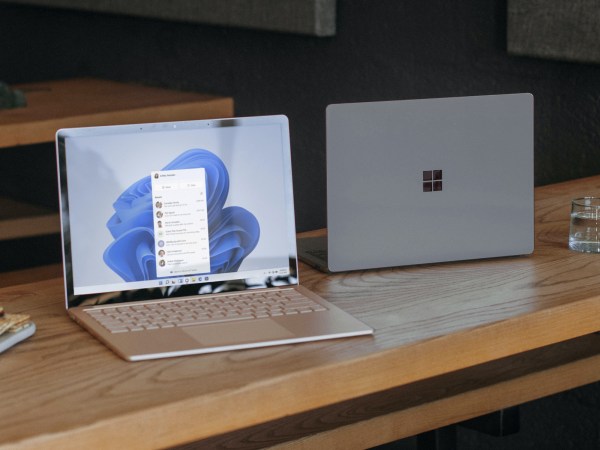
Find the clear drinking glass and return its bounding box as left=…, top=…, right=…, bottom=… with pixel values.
left=569, top=197, right=600, bottom=253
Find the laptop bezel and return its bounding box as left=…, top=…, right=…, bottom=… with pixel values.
left=56, top=115, right=300, bottom=309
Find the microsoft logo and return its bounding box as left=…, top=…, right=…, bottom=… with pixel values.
left=423, top=170, right=443, bottom=192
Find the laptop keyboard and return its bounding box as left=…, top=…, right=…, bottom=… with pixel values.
left=85, top=289, right=328, bottom=334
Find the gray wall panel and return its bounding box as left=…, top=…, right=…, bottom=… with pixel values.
left=508, top=0, right=600, bottom=63
left=0, top=0, right=336, bottom=36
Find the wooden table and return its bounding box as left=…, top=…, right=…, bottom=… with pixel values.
left=1, top=176, right=599, bottom=449
left=0, top=78, right=233, bottom=240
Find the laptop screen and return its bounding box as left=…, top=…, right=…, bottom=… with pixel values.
left=56, top=116, right=298, bottom=308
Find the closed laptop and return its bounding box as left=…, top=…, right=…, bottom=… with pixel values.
left=298, top=94, right=534, bottom=272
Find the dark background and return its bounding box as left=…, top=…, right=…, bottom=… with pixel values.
left=3, top=1, right=600, bottom=231
left=1, top=1, right=599, bottom=448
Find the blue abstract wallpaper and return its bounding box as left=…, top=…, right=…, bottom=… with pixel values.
left=103, top=149, right=260, bottom=281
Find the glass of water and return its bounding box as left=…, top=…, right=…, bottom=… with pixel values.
left=569, top=197, right=600, bottom=252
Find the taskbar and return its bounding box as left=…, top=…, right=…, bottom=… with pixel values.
left=74, top=267, right=291, bottom=296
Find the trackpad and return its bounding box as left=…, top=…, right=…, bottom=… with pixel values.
left=181, top=319, right=295, bottom=346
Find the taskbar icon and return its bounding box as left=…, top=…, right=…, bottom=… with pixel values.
left=158, top=275, right=211, bottom=287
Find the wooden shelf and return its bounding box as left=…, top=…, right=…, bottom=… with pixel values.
left=0, top=196, right=59, bottom=239
left=0, top=78, right=234, bottom=241
left=0, top=78, right=234, bottom=148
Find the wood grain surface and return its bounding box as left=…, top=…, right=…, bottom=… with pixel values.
left=1, top=176, right=599, bottom=449
left=188, top=333, right=600, bottom=449
left=0, top=78, right=234, bottom=148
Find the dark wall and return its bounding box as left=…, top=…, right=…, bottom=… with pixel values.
left=3, top=1, right=600, bottom=231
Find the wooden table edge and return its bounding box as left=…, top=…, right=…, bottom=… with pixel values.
left=267, top=334, right=600, bottom=449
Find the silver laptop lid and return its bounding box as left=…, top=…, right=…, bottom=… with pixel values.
left=326, top=94, right=534, bottom=272
left=57, top=115, right=298, bottom=308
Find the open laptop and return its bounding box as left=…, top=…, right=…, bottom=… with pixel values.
left=298, top=94, right=534, bottom=272
left=56, top=115, right=372, bottom=361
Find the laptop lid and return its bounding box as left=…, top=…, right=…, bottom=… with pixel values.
left=57, top=115, right=298, bottom=308
left=325, top=94, right=534, bottom=272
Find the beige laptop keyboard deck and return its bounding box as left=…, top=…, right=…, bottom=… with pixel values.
left=86, top=289, right=328, bottom=333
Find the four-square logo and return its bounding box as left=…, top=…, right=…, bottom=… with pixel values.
left=423, top=170, right=443, bottom=192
